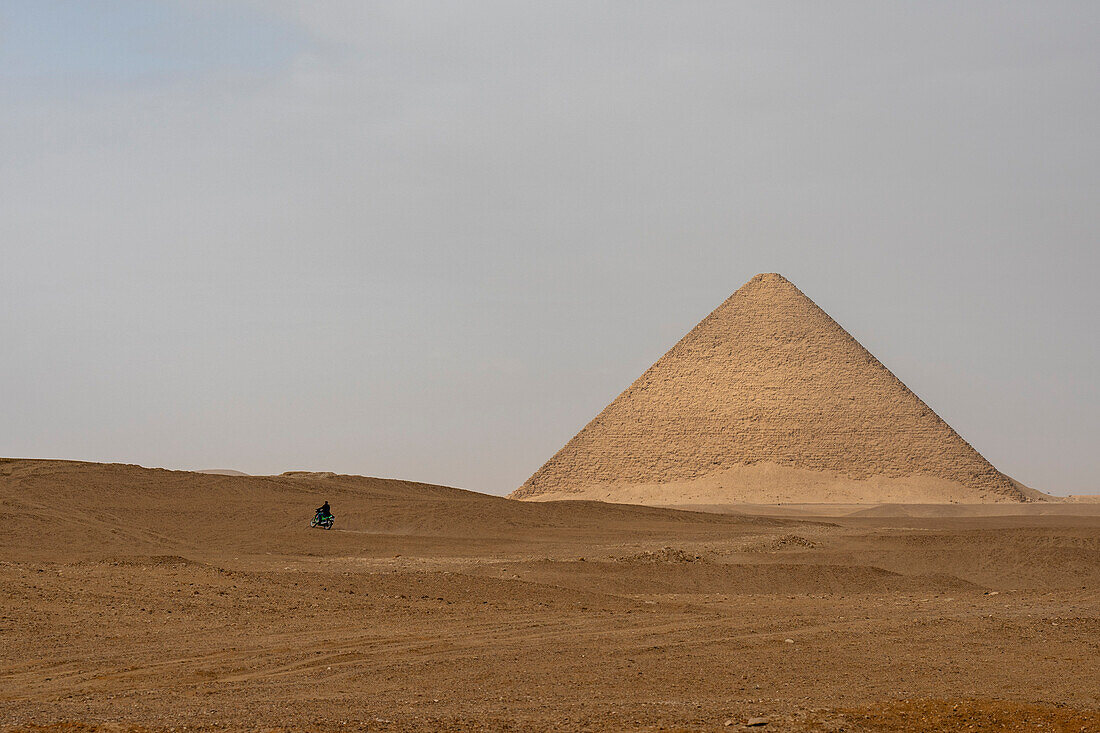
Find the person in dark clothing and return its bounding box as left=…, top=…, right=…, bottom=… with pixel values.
left=316, top=501, right=331, bottom=519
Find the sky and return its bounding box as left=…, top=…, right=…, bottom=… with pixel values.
left=1, top=1, right=1097, bottom=496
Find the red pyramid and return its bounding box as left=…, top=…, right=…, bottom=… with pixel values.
left=512, top=274, right=1031, bottom=505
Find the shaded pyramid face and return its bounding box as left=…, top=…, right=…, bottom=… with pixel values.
left=513, top=273, right=1029, bottom=504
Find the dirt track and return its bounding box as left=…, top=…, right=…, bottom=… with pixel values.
left=2, top=459, right=1098, bottom=731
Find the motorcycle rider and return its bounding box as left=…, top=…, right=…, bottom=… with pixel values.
left=316, top=500, right=331, bottom=519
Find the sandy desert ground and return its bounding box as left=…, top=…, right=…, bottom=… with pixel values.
left=2, top=458, right=1099, bottom=732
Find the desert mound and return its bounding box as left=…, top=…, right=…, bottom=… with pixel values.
left=0, top=458, right=776, bottom=563
left=513, top=273, right=1038, bottom=505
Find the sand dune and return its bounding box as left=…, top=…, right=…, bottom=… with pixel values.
left=1, top=458, right=784, bottom=563
left=2, top=458, right=1098, bottom=731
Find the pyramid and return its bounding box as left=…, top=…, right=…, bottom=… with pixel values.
left=512, top=273, right=1032, bottom=505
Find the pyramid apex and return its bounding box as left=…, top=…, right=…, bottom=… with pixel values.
left=734, top=272, right=802, bottom=298
left=748, top=272, right=792, bottom=284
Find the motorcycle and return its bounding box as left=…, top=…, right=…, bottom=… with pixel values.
left=310, top=512, right=335, bottom=530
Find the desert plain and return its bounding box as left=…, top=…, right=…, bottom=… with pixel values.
left=2, top=458, right=1099, bottom=732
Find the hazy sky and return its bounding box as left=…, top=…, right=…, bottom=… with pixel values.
left=2, top=2, right=1097, bottom=495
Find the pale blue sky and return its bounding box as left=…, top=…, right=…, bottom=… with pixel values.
left=0, top=1, right=303, bottom=82
left=2, top=2, right=1097, bottom=495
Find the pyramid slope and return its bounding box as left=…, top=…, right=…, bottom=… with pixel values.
left=512, top=273, right=1030, bottom=504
